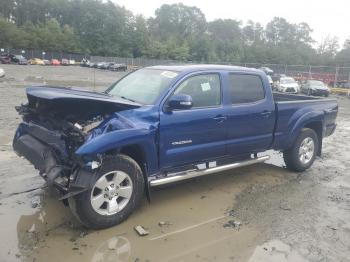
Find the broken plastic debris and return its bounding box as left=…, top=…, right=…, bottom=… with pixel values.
left=223, top=220, right=242, bottom=229
left=158, top=221, right=172, bottom=227
left=134, top=225, right=149, bottom=236
left=91, top=161, right=100, bottom=170
left=74, top=123, right=83, bottom=130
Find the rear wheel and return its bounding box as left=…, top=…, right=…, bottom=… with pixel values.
left=69, top=154, right=144, bottom=229
left=283, top=128, right=318, bottom=172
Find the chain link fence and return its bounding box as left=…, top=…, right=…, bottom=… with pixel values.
left=90, top=57, right=350, bottom=87
left=1, top=48, right=87, bottom=61
left=2, top=48, right=350, bottom=87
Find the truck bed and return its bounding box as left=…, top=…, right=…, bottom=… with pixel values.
left=273, top=92, right=323, bottom=102
left=272, top=92, right=338, bottom=151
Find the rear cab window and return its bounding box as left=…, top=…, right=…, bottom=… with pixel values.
left=228, top=74, right=265, bottom=104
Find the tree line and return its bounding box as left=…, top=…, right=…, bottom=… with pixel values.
left=1, top=0, right=350, bottom=65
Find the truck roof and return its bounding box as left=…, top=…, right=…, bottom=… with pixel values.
left=147, top=64, right=262, bottom=74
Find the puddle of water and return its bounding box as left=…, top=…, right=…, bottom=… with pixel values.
left=0, top=152, right=293, bottom=261
left=248, top=239, right=308, bottom=262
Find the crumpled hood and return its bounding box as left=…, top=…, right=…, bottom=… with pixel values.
left=24, top=86, right=141, bottom=122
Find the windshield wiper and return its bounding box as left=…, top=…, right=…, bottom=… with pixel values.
left=120, top=96, right=137, bottom=103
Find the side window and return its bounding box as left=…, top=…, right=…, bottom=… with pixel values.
left=173, top=74, right=221, bottom=108
left=229, top=74, right=265, bottom=104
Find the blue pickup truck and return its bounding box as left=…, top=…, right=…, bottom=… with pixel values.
left=13, top=65, right=338, bottom=229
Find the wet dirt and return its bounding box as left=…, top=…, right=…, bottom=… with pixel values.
left=0, top=64, right=349, bottom=261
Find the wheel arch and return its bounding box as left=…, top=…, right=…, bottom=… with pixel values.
left=286, top=109, right=324, bottom=155
left=106, top=144, right=152, bottom=201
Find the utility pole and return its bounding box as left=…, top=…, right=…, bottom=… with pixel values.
left=334, top=66, right=339, bottom=88
left=308, top=65, right=312, bottom=80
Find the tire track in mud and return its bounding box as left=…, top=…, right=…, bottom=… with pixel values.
left=231, top=115, right=350, bottom=262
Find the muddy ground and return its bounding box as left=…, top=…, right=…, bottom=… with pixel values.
left=0, top=64, right=349, bottom=262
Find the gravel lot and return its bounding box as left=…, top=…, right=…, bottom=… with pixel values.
left=0, top=64, right=349, bottom=262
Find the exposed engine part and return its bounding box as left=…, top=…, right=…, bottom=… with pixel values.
left=81, top=115, right=105, bottom=133
left=16, top=103, right=107, bottom=151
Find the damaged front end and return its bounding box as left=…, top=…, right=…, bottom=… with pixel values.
left=13, top=86, right=140, bottom=200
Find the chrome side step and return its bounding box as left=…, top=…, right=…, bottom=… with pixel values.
left=150, top=155, right=270, bottom=187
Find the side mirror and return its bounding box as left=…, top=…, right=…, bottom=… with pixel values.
left=167, top=94, right=193, bottom=111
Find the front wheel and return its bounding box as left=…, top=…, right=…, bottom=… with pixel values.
left=283, top=128, right=319, bottom=172
left=69, top=154, right=145, bottom=229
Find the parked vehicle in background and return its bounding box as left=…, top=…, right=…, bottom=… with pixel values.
left=109, top=63, right=127, bottom=72
left=29, top=58, right=45, bottom=65
left=259, top=68, right=274, bottom=88
left=0, top=67, right=5, bottom=78
left=61, top=59, right=69, bottom=65
left=81, top=58, right=90, bottom=67
left=301, top=80, right=330, bottom=97
left=100, top=62, right=110, bottom=70
left=51, top=59, right=61, bottom=66
left=335, top=81, right=350, bottom=88
left=267, top=75, right=273, bottom=86
left=43, top=59, right=51, bottom=65
left=0, top=55, right=11, bottom=64
left=107, top=63, right=117, bottom=70
left=271, top=73, right=286, bottom=90
left=69, top=59, right=76, bottom=65
left=97, top=62, right=108, bottom=69
left=13, top=65, right=338, bottom=229
left=259, top=66, right=274, bottom=75
left=10, top=54, right=28, bottom=65
left=277, top=77, right=299, bottom=93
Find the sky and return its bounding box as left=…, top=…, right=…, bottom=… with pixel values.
left=115, top=0, right=349, bottom=46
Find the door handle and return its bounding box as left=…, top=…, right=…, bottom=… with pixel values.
left=213, top=115, right=227, bottom=122
left=260, top=111, right=272, bottom=118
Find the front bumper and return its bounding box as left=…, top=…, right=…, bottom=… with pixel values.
left=13, top=122, right=96, bottom=199
left=13, top=122, right=69, bottom=188
left=311, top=89, right=329, bottom=96
left=13, top=134, right=57, bottom=176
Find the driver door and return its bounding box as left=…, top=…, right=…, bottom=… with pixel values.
left=159, top=73, right=227, bottom=169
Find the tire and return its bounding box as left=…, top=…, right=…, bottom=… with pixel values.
left=69, top=154, right=145, bottom=229
left=283, top=128, right=319, bottom=172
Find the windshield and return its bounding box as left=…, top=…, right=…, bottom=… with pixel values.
left=280, top=78, right=296, bottom=84
left=107, top=68, right=178, bottom=104
left=309, top=80, right=325, bottom=87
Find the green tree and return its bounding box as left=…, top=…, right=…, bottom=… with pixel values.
left=208, top=19, right=243, bottom=62
left=1, top=0, right=348, bottom=65
left=149, top=3, right=207, bottom=41
left=335, top=38, right=350, bottom=66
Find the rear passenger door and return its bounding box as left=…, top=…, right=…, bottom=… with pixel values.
left=225, top=73, right=275, bottom=155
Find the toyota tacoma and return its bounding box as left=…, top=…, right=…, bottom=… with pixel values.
left=13, top=65, right=338, bottom=229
